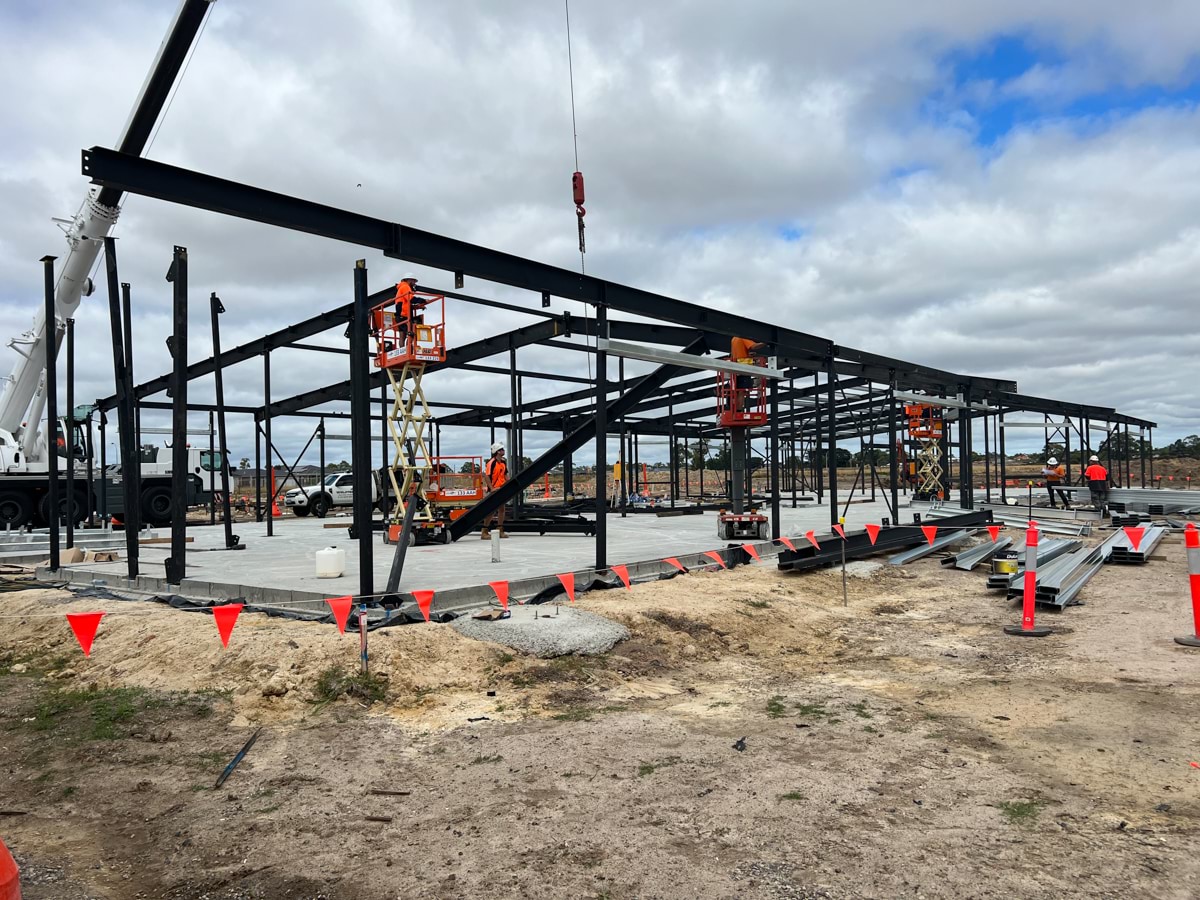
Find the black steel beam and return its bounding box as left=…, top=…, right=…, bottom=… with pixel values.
left=265, top=317, right=568, bottom=418
left=94, top=298, right=373, bottom=410
left=448, top=338, right=709, bottom=541
left=80, top=147, right=1016, bottom=394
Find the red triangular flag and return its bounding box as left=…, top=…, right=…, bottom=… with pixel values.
left=987, top=524, right=1001, bottom=543
left=833, top=524, right=846, bottom=540
left=663, top=557, right=686, bottom=572
left=488, top=580, right=510, bottom=609
left=413, top=589, right=435, bottom=622
left=741, top=543, right=761, bottom=561
left=776, top=536, right=796, bottom=552
left=703, top=550, right=727, bottom=569
left=1123, top=526, right=1145, bottom=552
left=921, top=525, right=938, bottom=546
left=611, top=565, right=630, bottom=590
left=864, top=524, right=881, bottom=545
left=805, top=530, right=820, bottom=550
left=66, top=612, right=104, bottom=657
left=212, top=603, right=243, bottom=648
left=556, top=573, right=576, bottom=603
left=325, top=596, right=352, bottom=634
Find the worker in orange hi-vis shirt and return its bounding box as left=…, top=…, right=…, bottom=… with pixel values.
left=481, top=442, right=509, bottom=540
left=1041, top=456, right=1068, bottom=508
left=1084, top=455, right=1111, bottom=512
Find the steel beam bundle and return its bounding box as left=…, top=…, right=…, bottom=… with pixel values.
left=888, top=529, right=977, bottom=566
left=1105, top=525, right=1167, bottom=563
left=942, top=536, right=1013, bottom=571
left=1019, top=545, right=1106, bottom=608
left=777, top=510, right=992, bottom=573
left=1106, top=488, right=1200, bottom=516
left=986, top=538, right=1083, bottom=590
left=922, top=504, right=1091, bottom=537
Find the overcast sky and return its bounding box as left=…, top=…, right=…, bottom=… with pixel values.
left=1, top=0, right=1197, bottom=468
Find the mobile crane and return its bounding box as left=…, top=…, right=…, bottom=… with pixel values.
left=0, top=1, right=217, bottom=530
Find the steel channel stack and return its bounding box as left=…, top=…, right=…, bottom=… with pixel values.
left=943, top=536, right=1013, bottom=571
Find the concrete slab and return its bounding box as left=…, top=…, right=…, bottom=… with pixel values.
left=38, top=498, right=909, bottom=612
left=451, top=604, right=630, bottom=657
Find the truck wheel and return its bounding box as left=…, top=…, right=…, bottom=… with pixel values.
left=311, top=495, right=330, bottom=518
left=141, top=487, right=173, bottom=525
left=0, top=491, right=32, bottom=529
left=293, top=506, right=310, bottom=517
left=40, top=491, right=88, bottom=527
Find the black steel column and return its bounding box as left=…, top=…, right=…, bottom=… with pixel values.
left=998, top=410, right=1007, bottom=502
left=254, top=421, right=262, bottom=522
left=1139, top=428, right=1146, bottom=488
left=120, top=279, right=142, bottom=481
left=350, top=261, right=374, bottom=600
left=209, top=293, right=236, bottom=548
left=379, top=381, right=387, bottom=489
left=668, top=402, right=676, bottom=507
left=594, top=299, right=608, bottom=570
left=814, top=371, right=824, bottom=505
left=264, top=349, right=274, bottom=536
left=86, top=412, right=95, bottom=528
left=103, top=240, right=138, bottom=576
left=958, top=387, right=973, bottom=509
left=165, top=246, right=188, bottom=585
left=887, top=383, right=899, bottom=519
left=508, top=344, right=519, bottom=521
left=825, top=356, right=838, bottom=528
left=208, top=410, right=216, bottom=525
left=617, top=358, right=627, bottom=516
left=98, top=412, right=107, bottom=526
left=769, top=377, right=780, bottom=539
left=319, top=417, right=326, bottom=495
left=562, top=419, right=574, bottom=497
left=65, top=318, right=76, bottom=547
left=1064, top=421, right=1072, bottom=485
left=1148, top=428, right=1154, bottom=484
left=983, top=406, right=991, bottom=504
left=41, top=256, right=61, bottom=571
left=1124, top=423, right=1132, bottom=487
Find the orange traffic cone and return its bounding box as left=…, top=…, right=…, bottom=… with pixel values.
left=0, top=835, right=19, bottom=900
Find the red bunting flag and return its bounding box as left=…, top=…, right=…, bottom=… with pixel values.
left=325, top=596, right=352, bottom=634
left=864, top=523, right=881, bottom=546
left=702, top=550, right=727, bottom=569
left=833, top=524, right=846, bottom=540
left=805, top=530, right=820, bottom=550
left=663, top=557, right=686, bottom=572
left=921, top=525, right=938, bottom=546
left=611, top=565, right=631, bottom=590
left=776, top=536, right=796, bottom=552
left=741, top=544, right=761, bottom=562
left=1123, top=526, right=1145, bottom=552
left=66, top=612, right=104, bottom=657
left=413, top=590, right=435, bottom=622
left=987, top=524, right=1001, bottom=543
left=488, top=580, right=510, bottom=609
left=212, top=604, right=243, bottom=648
left=556, top=573, right=576, bottom=603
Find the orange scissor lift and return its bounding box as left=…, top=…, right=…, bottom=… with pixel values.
left=370, top=285, right=452, bottom=545
left=715, top=364, right=770, bottom=540
left=905, top=403, right=945, bottom=500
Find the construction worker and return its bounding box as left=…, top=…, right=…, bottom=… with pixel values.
left=1084, top=454, right=1110, bottom=511
left=481, top=442, right=509, bottom=539
left=730, top=337, right=767, bottom=413
left=393, top=273, right=425, bottom=347
left=1042, top=456, right=1068, bottom=508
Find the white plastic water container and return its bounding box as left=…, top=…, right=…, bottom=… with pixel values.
left=315, top=546, right=346, bottom=578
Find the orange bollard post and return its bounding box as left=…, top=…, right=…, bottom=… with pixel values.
left=0, top=835, right=19, bottom=900
left=1004, top=524, right=1052, bottom=637
left=1175, top=523, right=1200, bottom=648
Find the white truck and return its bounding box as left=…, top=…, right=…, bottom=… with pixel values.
left=284, top=471, right=382, bottom=518
left=0, top=0, right=217, bottom=530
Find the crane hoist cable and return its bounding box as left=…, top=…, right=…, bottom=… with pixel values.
left=564, top=0, right=593, bottom=383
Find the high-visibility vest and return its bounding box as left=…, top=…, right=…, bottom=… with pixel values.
left=485, top=458, right=507, bottom=488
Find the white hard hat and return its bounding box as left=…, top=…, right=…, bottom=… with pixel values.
left=401, top=272, right=418, bottom=282
left=1047, top=457, right=1058, bottom=465
left=490, top=442, right=504, bottom=455
left=1090, top=455, right=1100, bottom=462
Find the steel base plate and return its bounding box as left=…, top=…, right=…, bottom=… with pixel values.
left=1003, top=624, right=1053, bottom=637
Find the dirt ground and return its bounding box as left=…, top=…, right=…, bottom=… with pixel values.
left=2, top=528, right=1199, bottom=899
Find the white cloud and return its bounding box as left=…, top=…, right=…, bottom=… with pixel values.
left=0, top=0, right=1197, bottom=469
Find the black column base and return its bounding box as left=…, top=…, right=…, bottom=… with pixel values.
left=1004, top=624, right=1052, bottom=637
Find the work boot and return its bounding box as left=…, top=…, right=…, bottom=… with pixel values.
left=480, top=528, right=491, bottom=540
left=499, top=530, right=510, bottom=539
